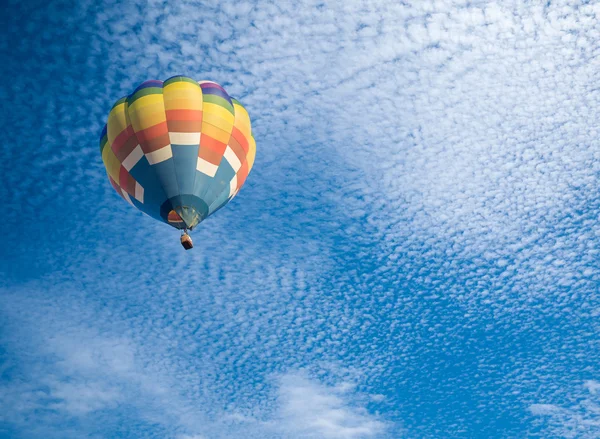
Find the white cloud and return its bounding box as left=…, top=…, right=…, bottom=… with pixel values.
left=3, top=0, right=600, bottom=438
left=45, top=380, right=122, bottom=415
left=277, top=373, right=387, bottom=438
left=0, top=287, right=389, bottom=438
left=584, top=381, right=600, bottom=395
left=529, top=381, right=600, bottom=438
left=529, top=403, right=563, bottom=416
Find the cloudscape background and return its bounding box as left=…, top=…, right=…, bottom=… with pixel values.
left=2, top=0, right=600, bottom=437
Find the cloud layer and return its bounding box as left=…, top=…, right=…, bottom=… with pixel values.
left=2, top=0, right=600, bottom=438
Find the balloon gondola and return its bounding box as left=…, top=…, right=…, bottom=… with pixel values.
left=99, top=76, right=256, bottom=249
left=180, top=231, right=193, bottom=250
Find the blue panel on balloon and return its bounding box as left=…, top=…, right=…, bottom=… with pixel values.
left=171, top=144, right=200, bottom=195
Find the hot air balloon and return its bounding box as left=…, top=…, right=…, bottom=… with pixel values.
left=100, top=76, right=256, bottom=250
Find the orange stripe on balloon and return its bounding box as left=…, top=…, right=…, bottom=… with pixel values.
left=139, top=133, right=171, bottom=153
left=166, top=109, right=203, bottom=121
left=111, top=126, right=133, bottom=156
left=236, top=161, right=249, bottom=188
left=113, top=129, right=138, bottom=162
left=228, top=137, right=246, bottom=163
left=231, top=127, right=249, bottom=154
left=135, top=121, right=169, bottom=143
left=200, top=134, right=227, bottom=155
left=198, top=146, right=224, bottom=166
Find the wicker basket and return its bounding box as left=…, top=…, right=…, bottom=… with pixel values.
left=180, top=233, right=193, bottom=250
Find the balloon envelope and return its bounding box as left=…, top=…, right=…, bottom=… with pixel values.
left=100, top=76, right=256, bottom=231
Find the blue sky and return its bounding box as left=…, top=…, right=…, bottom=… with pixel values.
left=2, top=0, right=600, bottom=438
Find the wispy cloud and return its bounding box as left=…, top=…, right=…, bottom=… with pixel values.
left=277, top=372, right=387, bottom=438
left=0, top=281, right=389, bottom=438
left=3, top=0, right=600, bottom=438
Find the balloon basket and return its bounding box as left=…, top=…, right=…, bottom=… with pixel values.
left=180, top=233, right=193, bottom=250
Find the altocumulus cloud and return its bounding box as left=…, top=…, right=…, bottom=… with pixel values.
left=1, top=0, right=600, bottom=438
left=0, top=287, right=387, bottom=438
left=528, top=380, right=600, bottom=438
